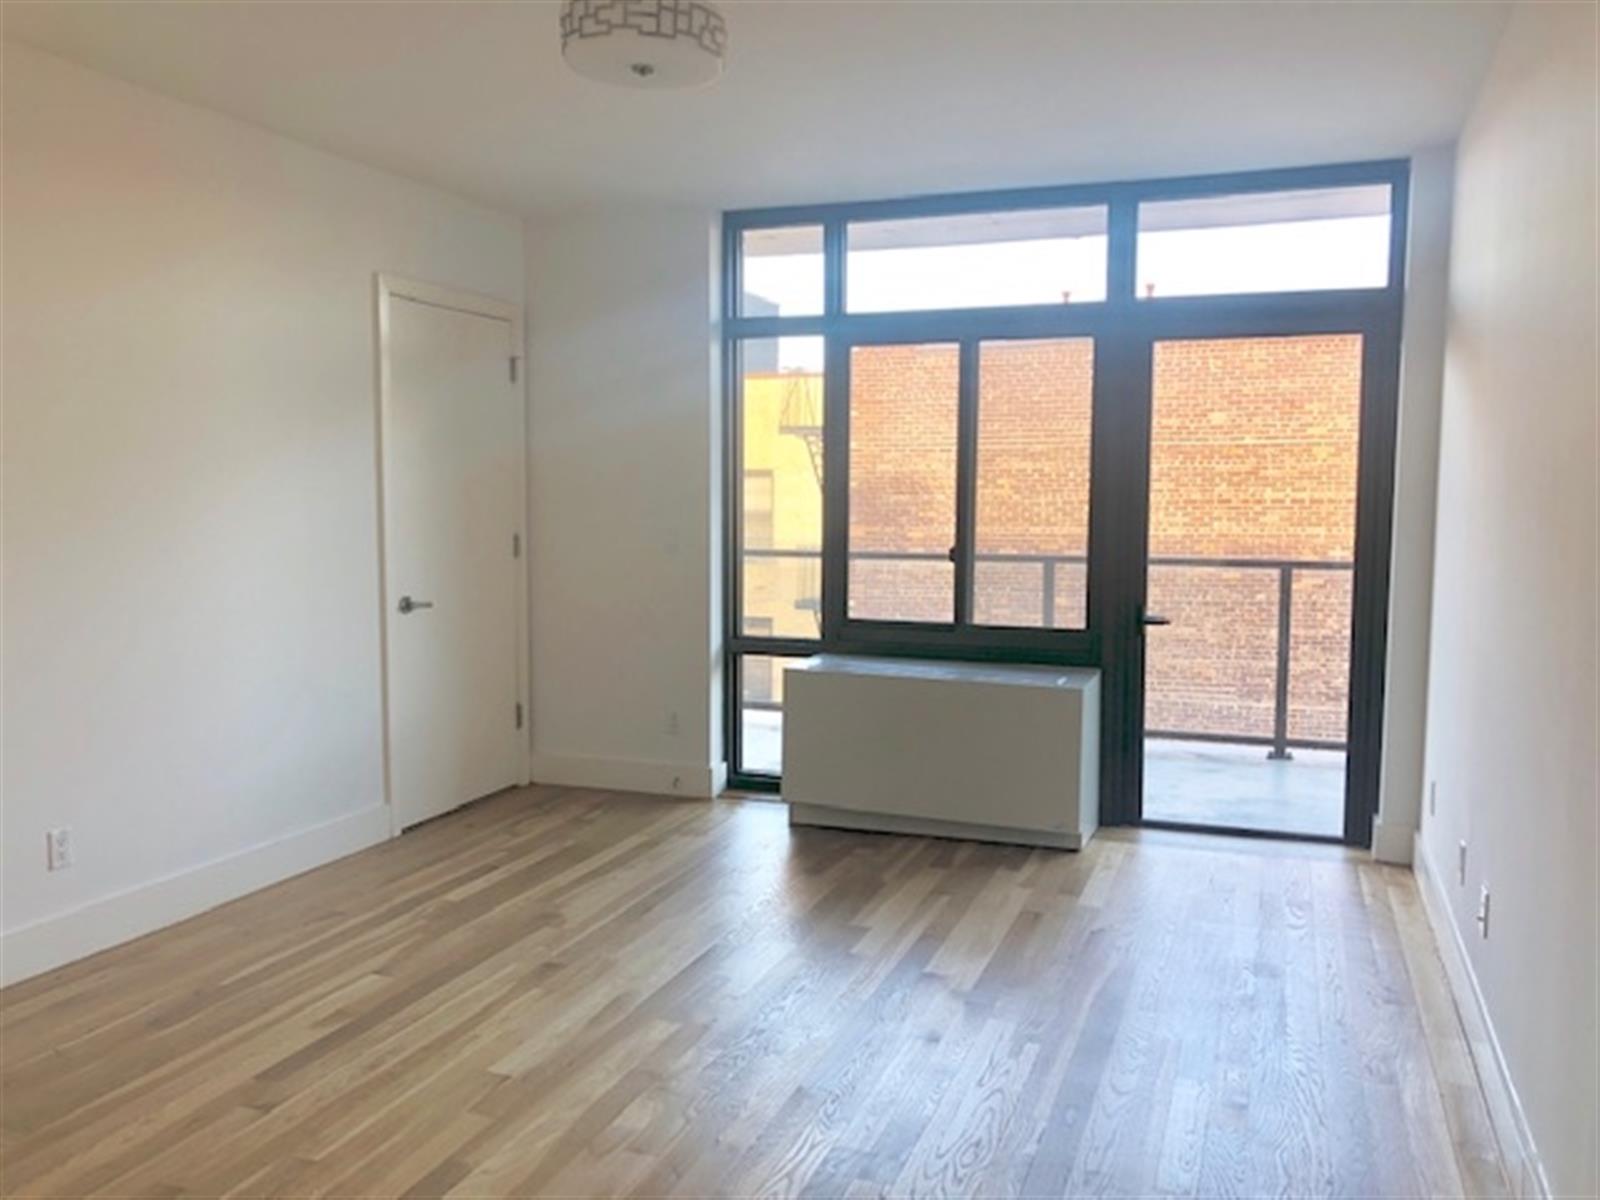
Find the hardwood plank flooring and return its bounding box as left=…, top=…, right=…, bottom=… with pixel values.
left=0, top=787, right=1506, bottom=1197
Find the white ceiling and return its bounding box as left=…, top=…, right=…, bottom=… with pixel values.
left=2, top=1, right=1508, bottom=218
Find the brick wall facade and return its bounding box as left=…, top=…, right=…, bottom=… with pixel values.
left=742, top=333, right=1362, bottom=745
left=1145, top=336, right=1360, bottom=743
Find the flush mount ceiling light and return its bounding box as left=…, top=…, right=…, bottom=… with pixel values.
left=560, top=0, right=728, bottom=91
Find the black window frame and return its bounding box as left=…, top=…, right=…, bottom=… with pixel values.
left=722, top=158, right=1409, bottom=852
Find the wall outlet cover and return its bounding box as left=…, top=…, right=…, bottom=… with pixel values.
left=46, top=827, right=73, bottom=872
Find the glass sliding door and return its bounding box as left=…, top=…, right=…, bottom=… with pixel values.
left=1141, top=335, right=1363, bottom=838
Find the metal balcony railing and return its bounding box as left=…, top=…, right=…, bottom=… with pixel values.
left=741, top=548, right=1354, bottom=758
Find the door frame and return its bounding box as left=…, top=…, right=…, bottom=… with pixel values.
left=374, top=274, right=530, bottom=836
left=1097, top=306, right=1405, bottom=845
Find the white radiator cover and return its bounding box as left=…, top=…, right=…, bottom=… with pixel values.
left=783, top=655, right=1101, bottom=850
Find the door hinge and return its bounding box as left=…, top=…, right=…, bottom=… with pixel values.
left=512, top=532, right=522, bottom=559
left=515, top=701, right=524, bottom=730
left=510, top=356, right=519, bottom=384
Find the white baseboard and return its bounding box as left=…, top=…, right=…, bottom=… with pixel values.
left=789, top=801, right=1084, bottom=850
left=1414, top=834, right=1551, bottom=1199
left=529, top=751, right=722, bottom=799
left=1371, top=818, right=1416, bottom=864
left=0, top=804, right=390, bottom=988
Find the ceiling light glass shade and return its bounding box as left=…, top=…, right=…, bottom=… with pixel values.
left=560, top=0, right=727, bottom=91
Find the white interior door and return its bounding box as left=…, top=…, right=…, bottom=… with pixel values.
left=384, top=289, right=524, bottom=830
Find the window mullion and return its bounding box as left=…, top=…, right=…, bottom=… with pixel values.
left=820, top=335, right=850, bottom=642
left=1107, top=195, right=1138, bottom=306
left=819, top=218, right=848, bottom=642
left=728, top=338, right=747, bottom=636
left=953, top=339, right=979, bottom=626
left=823, top=218, right=846, bottom=317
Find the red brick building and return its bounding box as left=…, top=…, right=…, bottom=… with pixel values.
left=746, top=333, right=1361, bottom=745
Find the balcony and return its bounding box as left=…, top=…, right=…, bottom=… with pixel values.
left=740, top=550, right=1352, bottom=837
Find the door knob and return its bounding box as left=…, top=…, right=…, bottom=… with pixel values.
left=1138, top=604, right=1171, bottom=627
left=397, top=595, right=434, bottom=615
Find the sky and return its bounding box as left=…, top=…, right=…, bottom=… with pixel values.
left=743, top=215, right=1390, bottom=373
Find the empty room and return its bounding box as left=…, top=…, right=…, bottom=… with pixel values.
left=1, top=2, right=1596, bottom=1197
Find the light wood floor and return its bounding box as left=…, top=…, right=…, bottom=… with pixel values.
left=1, top=787, right=1507, bottom=1198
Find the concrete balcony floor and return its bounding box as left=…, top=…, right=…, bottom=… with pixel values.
left=1142, top=737, right=1345, bottom=838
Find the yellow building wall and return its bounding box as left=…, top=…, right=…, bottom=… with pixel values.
left=741, top=373, right=824, bottom=650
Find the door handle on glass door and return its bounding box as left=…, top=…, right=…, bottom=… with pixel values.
left=397, top=596, right=434, bottom=615
left=1142, top=613, right=1172, bottom=627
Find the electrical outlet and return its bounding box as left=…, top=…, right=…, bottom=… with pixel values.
left=666, top=710, right=680, bottom=737
left=1476, top=884, right=1491, bottom=939
left=671, top=774, right=682, bottom=791
left=46, top=827, right=73, bottom=872
left=1428, top=781, right=1437, bottom=817
left=1457, top=840, right=1468, bottom=887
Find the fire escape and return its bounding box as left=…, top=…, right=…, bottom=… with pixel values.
left=778, top=370, right=824, bottom=488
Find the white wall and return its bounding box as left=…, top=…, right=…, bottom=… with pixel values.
left=1373, top=145, right=1455, bottom=864
left=1, top=43, right=524, bottom=984
left=1418, top=4, right=1598, bottom=1195
left=523, top=207, right=723, bottom=798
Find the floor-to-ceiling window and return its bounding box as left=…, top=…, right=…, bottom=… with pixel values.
left=724, top=162, right=1407, bottom=845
